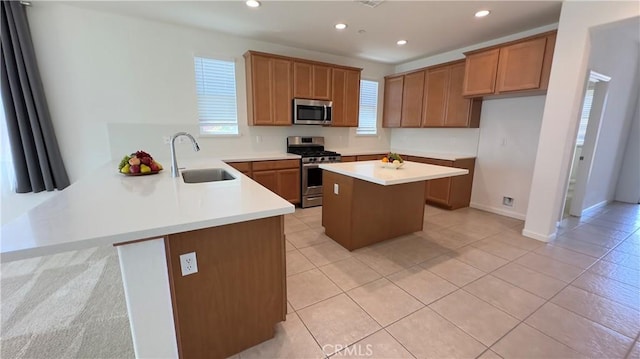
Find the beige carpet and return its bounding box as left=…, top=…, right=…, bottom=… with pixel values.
left=1, top=245, right=134, bottom=358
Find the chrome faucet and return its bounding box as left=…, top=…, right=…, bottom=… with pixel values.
left=170, top=132, right=200, bottom=177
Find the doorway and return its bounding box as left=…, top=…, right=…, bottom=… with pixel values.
left=562, top=71, right=611, bottom=219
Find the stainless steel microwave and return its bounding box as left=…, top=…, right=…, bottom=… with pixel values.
left=293, top=99, right=332, bottom=125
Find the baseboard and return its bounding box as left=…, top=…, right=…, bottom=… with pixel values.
left=522, top=229, right=556, bottom=242
left=581, top=200, right=611, bottom=216
left=469, top=202, right=526, bottom=220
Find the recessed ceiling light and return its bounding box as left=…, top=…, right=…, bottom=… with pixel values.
left=246, top=0, right=261, bottom=8
left=475, top=10, right=490, bottom=18
left=397, top=40, right=407, bottom=46
left=335, top=23, right=348, bottom=30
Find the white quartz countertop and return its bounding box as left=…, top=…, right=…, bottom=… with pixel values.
left=319, top=160, right=468, bottom=186
left=1, top=159, right=294, bottom=261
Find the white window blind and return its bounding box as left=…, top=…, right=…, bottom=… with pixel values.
left=577, top=83, right=595, bottom=145
left=357, top=80, right=378, bottom=135
left=194, top=57, right=239, bottom=135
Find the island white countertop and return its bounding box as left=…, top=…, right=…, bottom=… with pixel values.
left=319, top=160, right=468, bottom=186
left=1, top=159, right=294, bottom=261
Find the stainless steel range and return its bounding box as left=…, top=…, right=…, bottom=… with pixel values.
left=287, top=136, right=341, bottom=208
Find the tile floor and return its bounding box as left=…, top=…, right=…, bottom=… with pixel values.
left=237, top=202, right=640, bottom=359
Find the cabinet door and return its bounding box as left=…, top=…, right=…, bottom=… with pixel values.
left=496, top=37, right=547, bottom=93
left=341, top=156, right=357, bottom=162
left=382, top=76, right=403, bottom=128
left=401, top=71, right=425, bottom=128
left=344, top=70, right=361, bottom=127
left=252, top=170, right=278, bottom=194
left=422, top=67, right=449, bottom=127
left=331, top=68, right=347, bottom=126
left=444, top=62, right=472, bottom=127
left=462, top=49, right=499, bottom=96
left=250, top=55, right=275, bottom=125
left=277, top=168, right=301, bottom=204
left=424, top=159, right=453, bottom=206
left=293, top=62, right=313, bottom=99
left=272, top=58, right=293, bottom=125
left=313, top=65, right=332, bottom=100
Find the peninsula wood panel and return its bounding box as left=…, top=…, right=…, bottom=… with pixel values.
left=322, top=171, right=425, bottom=251
left=165, top=216, right=285, bottom=359
left=382, top=75, right=404, bottom=128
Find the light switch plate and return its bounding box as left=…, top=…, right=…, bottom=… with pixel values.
left=180, top=252, right=198, bottom=276
left=334, top=183, right=339, bottom=195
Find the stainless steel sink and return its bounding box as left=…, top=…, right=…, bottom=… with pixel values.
left=181, top=168, right=236, bottom=183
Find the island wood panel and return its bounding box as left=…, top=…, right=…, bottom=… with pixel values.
left=322, top=171, right=425, bottom=251
left=165, top=216, right=285, bottom=359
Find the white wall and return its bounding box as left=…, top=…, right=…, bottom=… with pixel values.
left=615, top=97, right=640, bottom=203
left=391, top=24, right=556, bottom=218
left=470, top=96, right=545, bottom=220
left=582, top=23, right=640, bottom=209
left=26, top=3, right=394, bottom=182
left=523, top=2, right=640, bottom=241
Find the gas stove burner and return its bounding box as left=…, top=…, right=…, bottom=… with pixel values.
left=289, top=150, right=340, bottom=158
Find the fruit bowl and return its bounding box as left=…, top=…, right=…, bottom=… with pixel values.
left=118, top=150, right=164, bottom=175
left=381, top=161, right=404, bottom=169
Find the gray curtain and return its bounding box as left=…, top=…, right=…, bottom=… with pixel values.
left=0, top=1, right=69, bottom=193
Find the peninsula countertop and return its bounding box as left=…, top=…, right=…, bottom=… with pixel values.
left=319, top=160, right=468, bottom=186
left=1, top=159, right=294, bottom=261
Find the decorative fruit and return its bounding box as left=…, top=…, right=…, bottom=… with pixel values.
left=393, top=160, right=400, bottom=165
left=387, top=153, right=404, bottom=163
left=129, top=157, right=141, bottom=166
left=154, top=161, right=163, bottom=170
left=140, top=164, right=151, bottom=174
left=135, top=150, right=152, bottom=159
left=118, top=155, right=131, bottom=170
left=118, top=150, right=162, bottom=174
left=140, top=157, right=152, bottom=166
left=129, top=165, right=140, bottom=174
left=120, top=164, right=130, bottom=174
left=382, top=157, right=389, bottom=163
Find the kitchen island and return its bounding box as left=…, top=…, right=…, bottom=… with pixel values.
left=319, top=160, right=467, bottom=250
left=1, top=159, right=294, bottom=359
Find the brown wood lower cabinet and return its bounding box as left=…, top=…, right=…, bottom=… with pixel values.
left=340, top=156, right=357, bottom=162
left=356, top=154, right=386, bottom=161
left=407, top=156, right=476, bottom=209
left=165, top=216, right=285, bottom=358
left=226, top=160, right=301, bottom=204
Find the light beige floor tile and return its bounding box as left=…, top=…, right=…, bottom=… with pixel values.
left=423, top=212, right=468, bottom=229
left=588, top=260, right=640, bottom=288
left=488, top=231, right=544, bottom=251
left=319, top=257, right=381, bottom=291
left=430, top=290, right=519, bottom=346
left=551, top=285, right=640, bottom=339
left=572, top=271, right=640, bottom=309
left=464, top=275, right=545, bottom=320
left=385, top=235, right=448, bottom=266
left=286, top=250, right=315, bottom=276
left=526, top=302, right=634, bottom=358
left=386, top=307, right=486, bottom=358
left=335, top=330, right=414, bottom=358
left=492, top=263, right=566, bottom=299
left=603, top=250, right=640, bottom=271
left=534, top=244, right=598, bottom=269
left=491, top=323, right=583, bottom=359
left=387, top=266, right=457, bottom=305
left=298, top=214, right=323, bottom=229
left=294, top=206, right=322, bottom=218
left=450, top=246, right=509, bottom=272
left=353, top=247, right=408, bottom=276
left=586, top=218, right=639, bottom=233
left=563, top=226, right=627, bottom=248
left=551, top=235, right=611, bottom=257
left=628, top=341, right=640, bottom=359
left=286, top=229, right=331, bottom=249
left=470, top=238, right=529, bottom=261
left=421, top=254, right=485, bottom=287
left=285, top=240, right=296, bottom=252
left=476, top=349, right=502, bottom=359
left=420, top=228, right=480, bottom=250
left=299, top=241, right=352, bottom=267
left=239, top=313, right=324, bottom=359
left=514, top=252, right=584, bottom=283
left=448, top=221, right=504, bottom=240
left=284, top=216, right=310, bottom=234
left=287, top=269, right=341, bottom=310
left=614, top=238, right=640, bottom=256
left=287, top=301, right=294, bottom=314
left=297, top=294, right=380, bottom=356
left=347, top=278, right=423, bottom=327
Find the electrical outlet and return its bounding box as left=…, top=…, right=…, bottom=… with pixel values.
left=179, top=252, right=198, bottom=276
left=334, top=183, right=339, bottom=195
left=502, top=196, right=514, bottom=207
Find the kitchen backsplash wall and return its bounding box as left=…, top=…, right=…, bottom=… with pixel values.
left=390, top=128, right=480, bottom=155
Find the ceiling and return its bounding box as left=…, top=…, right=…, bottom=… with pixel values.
left=66, top=1, right=562, bottom=64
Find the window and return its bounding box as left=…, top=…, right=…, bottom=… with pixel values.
left=576, top=81, right=595, bottom=145
left=194, top=57, right=239, bottom=135
left=357, top=80, right=378, bottom=135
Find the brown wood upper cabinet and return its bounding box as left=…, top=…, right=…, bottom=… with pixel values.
left=331, top=68, right=361, bottom=127
left=383, top=61, right=481, bottom=128
left=244, top=51, right=293, bottom=126
left=462, top=31, right=557, bottom=97
left=293, top=61, right=332, bottom=100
